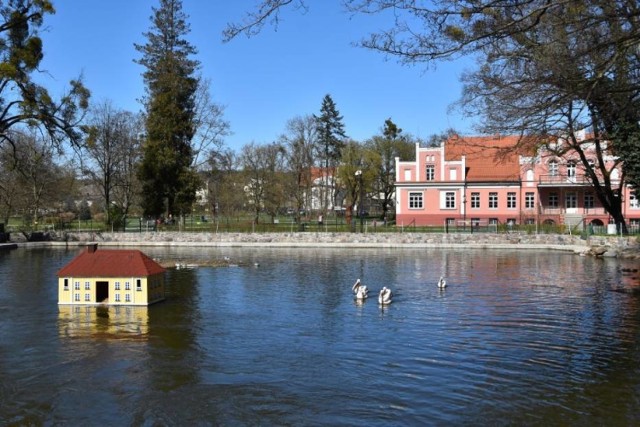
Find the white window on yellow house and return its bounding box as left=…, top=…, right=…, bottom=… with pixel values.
left=125, top=294, right=131, bottom=302
left=74, top=293, right=80, bottom=302
left=74, top=281, right=80, bottom=290
left=84, top=281, right=90, bottom=290
left=115, top=294, right=121, bottom=302
left=136, top=279, right=142, bottom=291
left=115, top=281, right=120, bottom=290
left=84, top=293, right=90, bottom=301
left=125, top=282, right=131, bottom=290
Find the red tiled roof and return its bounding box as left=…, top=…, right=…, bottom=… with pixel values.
left=57, top=246, right=166, bottom=278
left=445, top=135, right=521, bottom=182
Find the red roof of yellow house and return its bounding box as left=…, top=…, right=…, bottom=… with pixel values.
left=57, top=245, right=166, bottom=278
left=445, top=135, right=522, bottom=182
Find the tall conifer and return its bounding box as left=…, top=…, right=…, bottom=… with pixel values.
left=314, top=94, right=346, bottom=211
left=135, top=0, right=200, bottom=218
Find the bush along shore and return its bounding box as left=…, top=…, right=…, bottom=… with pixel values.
left=3, top=230, right=639, bottom=259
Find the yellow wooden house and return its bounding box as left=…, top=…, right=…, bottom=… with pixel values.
left=57, top=244, right=166, bottom=306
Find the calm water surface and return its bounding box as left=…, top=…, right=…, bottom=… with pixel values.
left=1, top=246, right=640, bottom=426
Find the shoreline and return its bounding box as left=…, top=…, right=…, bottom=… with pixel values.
left=4, top=230, right=638, bottom=257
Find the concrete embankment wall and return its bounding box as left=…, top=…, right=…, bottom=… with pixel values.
left=17, top=231, right=635, bottom=257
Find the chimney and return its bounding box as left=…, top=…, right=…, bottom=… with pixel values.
left=87, top=243, right=98, bottom=253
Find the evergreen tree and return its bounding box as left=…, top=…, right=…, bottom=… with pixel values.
left=135, top=0, right=200, bottom=219
left=314, top=94, right=346, bottom=211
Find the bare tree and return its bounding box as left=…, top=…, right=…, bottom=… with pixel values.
left=337, top=139, right=374, bottom=227
left=206, top=147, right=240, bottom=221
left=82, top=101, right=143, bottom=226
left=191, top=76, right=231, bottom=170
left=240, top=142, right=286, bottom=223
left=5, top=132, right=61, bottom=229
left=280, top=115, right=316, bottom=223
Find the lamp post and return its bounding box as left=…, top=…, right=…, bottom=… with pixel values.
left=463, top=194, right=467, bottom=231
left=355, top=169, right=364, bottom=233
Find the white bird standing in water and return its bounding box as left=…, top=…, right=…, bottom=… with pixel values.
left=352, top=279, right=369, bottom=300
left=378, top=287, right=393, bottom=305
left=437, top=276, right=447, bottom=289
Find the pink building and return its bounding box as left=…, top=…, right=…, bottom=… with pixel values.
left=394, top=135, right=640, bottom=229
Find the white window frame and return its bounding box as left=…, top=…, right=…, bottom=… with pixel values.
left=507, top=192, right=516, bottom=209
left=425, top=165, right=435, bottom=181
left=525, top=192, right=535, bottom=209
left=408, top=192, right=423, bottom=209
left=84, top=281, right=90, bottom=290
left=489, top=192, right=498, bottom=209
left=630, top=192, right=639, bottom=209
left=471, top=192, right=480, bottom=209
left=444, top=192, right=456, bottom=209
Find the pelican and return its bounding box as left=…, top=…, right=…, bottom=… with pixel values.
left=378, top=287, right=393, bottom=305
left=352, top=279, right=369, bottom=300
left=437, top=276, right=447, bottom=289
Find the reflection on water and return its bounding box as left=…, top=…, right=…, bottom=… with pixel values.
left=1, top=246, right=640, bottom=425
left=58, top=305, right=149, bottom=339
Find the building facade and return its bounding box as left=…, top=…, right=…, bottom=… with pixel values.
left=57, top=244, right=166, bottom=306
left=394, top=135, right=640, bottom=229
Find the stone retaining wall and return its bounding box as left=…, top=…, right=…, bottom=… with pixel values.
left=30, top=231, right=637, bottom=257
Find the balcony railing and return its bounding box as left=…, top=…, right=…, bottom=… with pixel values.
left=538, top=206, right=608, bottom=216
left=538, top=174, right=590, bottom=185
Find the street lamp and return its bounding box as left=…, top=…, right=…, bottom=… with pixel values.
left=355, top=170, right=364, bottom=232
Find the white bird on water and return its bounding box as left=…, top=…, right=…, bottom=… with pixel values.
left=378, top=287, right=393, bottom=305
left=437, top=276, right=447, bottom=289
left=352, top=279, right=369, bottom=300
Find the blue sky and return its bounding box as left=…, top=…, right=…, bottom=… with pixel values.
left=37, top=1, right=473, bottom=152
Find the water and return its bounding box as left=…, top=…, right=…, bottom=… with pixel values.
left=1, top=246, right=640, bottom=425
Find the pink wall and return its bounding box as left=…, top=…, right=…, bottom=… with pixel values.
left=395, top=142, right=640, bottom=227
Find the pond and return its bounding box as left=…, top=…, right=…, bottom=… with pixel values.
left=1, top=246, right=639, bottom=425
